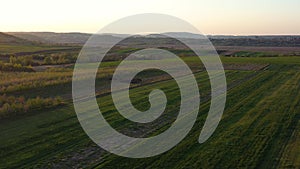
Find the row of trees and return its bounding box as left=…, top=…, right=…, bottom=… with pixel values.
left=0, top=95, right=64, bottom=120
left=43, top=53, right=77, bottom=65
left=9, top=56, right=35, bottom=66
left=7, top=52, right=77, bottom=68
left=0, top=61, right=34, bottom=72
left=0, top=71, right=72, bottom=93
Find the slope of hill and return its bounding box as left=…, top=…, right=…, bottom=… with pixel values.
left=0, top=32, right=34, bottom=45
left=7, top=32, right=300, bottom=47
left=8, top=32, right=92, bottom=45
left=0, top=32, right=81, bottom=55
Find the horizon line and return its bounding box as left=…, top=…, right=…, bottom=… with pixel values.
left=3, top=31, right=300, bottom=36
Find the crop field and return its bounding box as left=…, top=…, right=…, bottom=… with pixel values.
left=0, top=55, right=299, bottom=168
left=0, top=44, right=80, bottom=55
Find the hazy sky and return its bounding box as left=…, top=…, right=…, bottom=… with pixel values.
left=1, top=0, right=299, bottom=35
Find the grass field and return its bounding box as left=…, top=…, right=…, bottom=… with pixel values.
left=0, top=44, right=79, bottom=55
left=0, top=56, right=299, bottom=168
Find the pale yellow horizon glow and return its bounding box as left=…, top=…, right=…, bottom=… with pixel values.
left=1, top=0, right=299, bottom=35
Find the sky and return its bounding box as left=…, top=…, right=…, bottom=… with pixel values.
left=1, top=0, right=299, bottom=35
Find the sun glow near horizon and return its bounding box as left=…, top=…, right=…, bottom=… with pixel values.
left=1, top=0, right=300, bottom=35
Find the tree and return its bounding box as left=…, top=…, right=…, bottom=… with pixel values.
left=44, top=56, right=53, bottom=64
left=9, top=56, right=17, bottom=64
left=22, top=56, right=33, bottom=66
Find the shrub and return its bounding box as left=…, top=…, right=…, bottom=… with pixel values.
left=0, top=95, right=64, bottom=120
left=9, top=56, right=34, bottom=66
left=0, top=61, right=34, bottom=72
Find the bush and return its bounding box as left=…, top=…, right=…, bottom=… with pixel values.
left=9, top=56, right=34, bottom=66
left=0, top=61, right=34, bottom=72
left=0, top=71, right=72, bottom=93
left=42, top=52, right=77, bottom=65
left=0, top=95, right=64, bottom=120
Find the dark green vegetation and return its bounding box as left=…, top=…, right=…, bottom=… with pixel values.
left=0, top=62, right=34, bottom=72
left=0, top=44, right=75, bottom=54
left=0, top=54, right=299, bottom=168
left=0, top=95, right=63, bottom=120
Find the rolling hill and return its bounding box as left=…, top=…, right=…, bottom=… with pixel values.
left=7, top=32, right=92, bottom=45
left=0, top=32, right=34, bottom=45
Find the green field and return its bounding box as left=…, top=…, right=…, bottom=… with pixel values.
left=0, top=56, right=299, bottom=168
left=0, top=44, right=79, bottom=55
